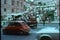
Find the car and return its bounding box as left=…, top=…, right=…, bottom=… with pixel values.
left=27, top=17, right=37, bottom=29
left=2, top=21, right=30, bottom=35
left=36, top=27, right=59, bottom=40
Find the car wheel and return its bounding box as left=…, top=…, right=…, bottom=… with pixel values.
left=19, top=30, right=24, bottom=35
left=24, top=32, right=29, bottom=35
left=3, top=30, right=6, bottom=34
left=40, top=36, right=52, bottom=40
left=3, top=30, right=8, bottom=35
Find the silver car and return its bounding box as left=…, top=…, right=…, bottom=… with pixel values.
left=36, top=27, right=59, bottom=40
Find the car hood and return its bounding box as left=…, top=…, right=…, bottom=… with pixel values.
left=37, top=27, right=59, bottom=33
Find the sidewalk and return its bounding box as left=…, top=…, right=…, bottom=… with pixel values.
left=39, top=20, right=59, bottom=24
left=51, top=20, right=59, bottom=23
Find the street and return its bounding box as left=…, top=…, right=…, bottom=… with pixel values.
left=1, top=23, right=59, bottom=40
left=1, top=0, right=59, bottom=40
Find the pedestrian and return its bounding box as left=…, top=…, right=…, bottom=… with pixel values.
left=41, top=16, right=46, bottom=26
left=43, top=20, right=45, bottom=26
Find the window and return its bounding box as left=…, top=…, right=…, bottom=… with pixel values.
left=12, top=0, right=14, bottom=5
left=21, top=2, right=22, bottom=7
left=4, top=0, right=6, bottom=4
left=8, top=22, right=22, bottom=26
left=17, top=1, right=19, bottom=6
left=4, top=8, right=6, bottom=12
left=12, top=9, right=14, bottom=13
left=22, top=22, right=27, bottom=25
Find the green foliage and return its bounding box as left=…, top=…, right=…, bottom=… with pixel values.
left=43, top=3, right=46, bottom=5
left=41, top=10, right=55, bottom=25
left=47, top=10, right=54, bottom=21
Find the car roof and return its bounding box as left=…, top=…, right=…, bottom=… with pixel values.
left=8, top=21, right=23, bottom=26
left=10, top=21, right=24, bottom=22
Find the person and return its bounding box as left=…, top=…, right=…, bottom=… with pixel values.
left=41, top=16, right=46, bottom=26
left=42, top=20, right=45, bottom=26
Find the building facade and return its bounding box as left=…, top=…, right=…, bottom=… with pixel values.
left=1, top=0, right=59, bottom=27
left=1, top=0, right=26, bottom=27
left=1, top=0, right=26, bottom=20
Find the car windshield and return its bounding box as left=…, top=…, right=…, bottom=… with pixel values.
left=8, top=22, right=22, bottom=26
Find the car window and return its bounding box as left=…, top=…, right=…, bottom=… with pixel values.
left=22, top=22, right=27, bottom=25
left=8, top=22, right=22, bottom=26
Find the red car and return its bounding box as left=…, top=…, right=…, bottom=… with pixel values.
left=3, top=21, right=30, bottom=35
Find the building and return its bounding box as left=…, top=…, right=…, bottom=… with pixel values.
left=1, top=0, right=59, bottom=27
left=1, top=0, right=26, bottom=27
left=1, top=0, right=26, bottom=20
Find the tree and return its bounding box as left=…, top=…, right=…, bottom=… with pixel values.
left=47, top=10, right=54, bottom=21
left=23, top=5, right=27, bottom=11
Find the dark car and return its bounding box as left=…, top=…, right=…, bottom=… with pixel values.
left=27, top=17, right=37, bottom=29
left=3, top=21, right=30, bottom=35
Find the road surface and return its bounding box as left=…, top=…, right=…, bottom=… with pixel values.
left=1, top=23, right=59, bottom=40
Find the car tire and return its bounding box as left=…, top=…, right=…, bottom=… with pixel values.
left=3, top=30, right=5, bottom=35
left=19, top=30, right=24, bottom=35
left=40, top=36, right=52, bottom=40
left=3, top=30, right=8, bottom=35
left=24, top=32, right=29, bottom=35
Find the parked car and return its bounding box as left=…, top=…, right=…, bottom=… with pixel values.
left=28, top=17, right=37, bottom=29
left=36, top=27, right=59, bottom=40
left=3, top=21, right=30, bottom=35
